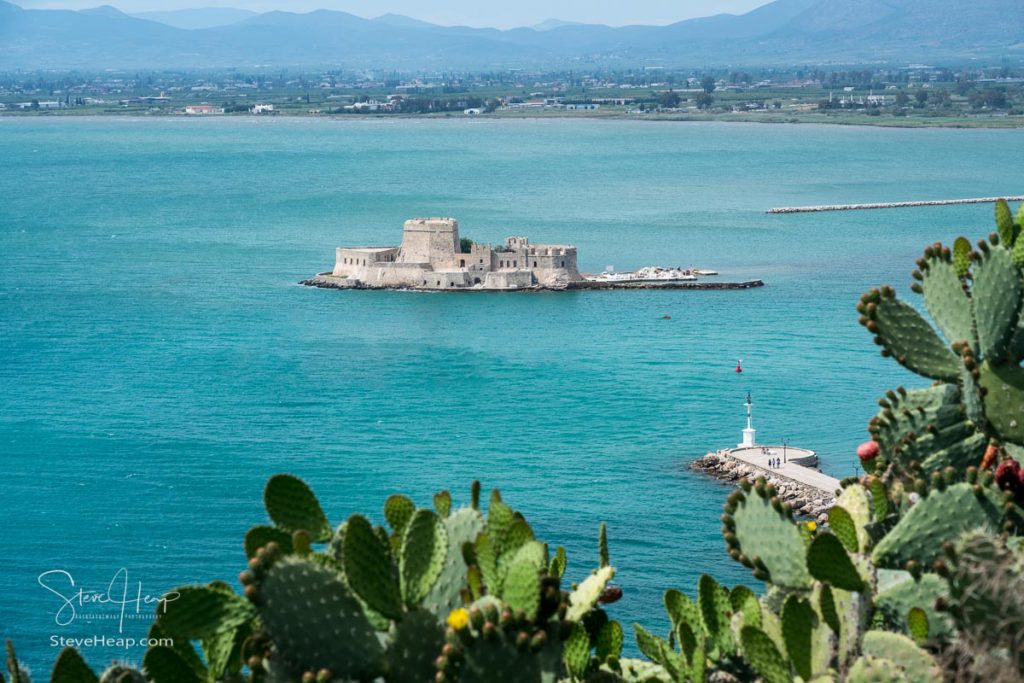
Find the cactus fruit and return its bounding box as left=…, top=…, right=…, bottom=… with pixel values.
left=856, top=441, right=879, bottom=464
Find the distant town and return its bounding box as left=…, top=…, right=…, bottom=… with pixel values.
left=2, top=63, right=1023, bottom=127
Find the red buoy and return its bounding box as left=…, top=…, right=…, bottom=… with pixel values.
left=735, top=360, right=743, bottom=373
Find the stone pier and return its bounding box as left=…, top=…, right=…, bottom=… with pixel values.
left=691, top=446, right=840, bottom=523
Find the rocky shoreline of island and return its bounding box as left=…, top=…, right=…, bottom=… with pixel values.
left=300, top=273, right=765, bottom=292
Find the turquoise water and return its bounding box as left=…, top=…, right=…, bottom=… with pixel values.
left=1, top=117, right=1020, bottom=671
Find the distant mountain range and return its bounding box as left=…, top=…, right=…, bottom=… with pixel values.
left=131, top=7, right=257, bottom=30
left=0, top=0, right=1021, bottom=70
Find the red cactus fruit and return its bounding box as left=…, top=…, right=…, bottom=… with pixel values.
left=994, top=459, right=1021, bottom=492
left=857, top=441, right=880, bottom=462
left=599, top=585, right=623, bottom=604
left=981, top=443, right=999, bottom=470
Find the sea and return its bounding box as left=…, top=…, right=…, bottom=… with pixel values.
left=1, top=116, right=1019, bottom=672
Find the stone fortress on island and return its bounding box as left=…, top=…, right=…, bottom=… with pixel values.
left=301, top=217, right=765, bottom=292
left=331, top=218, right=581, bottom=290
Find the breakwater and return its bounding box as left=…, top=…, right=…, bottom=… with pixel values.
left=768, top=195, right=1024, bottom=214
left=300, top=274, right=765, bottom=292
left=567, top=279, right=764, bottom=290
left=691, top=451, right=838, bottom=523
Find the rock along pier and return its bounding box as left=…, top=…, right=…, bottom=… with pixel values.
left=691, top=394, right=841, bottom=523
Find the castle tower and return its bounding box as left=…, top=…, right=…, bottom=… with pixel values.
left=739, top=392, right=756, bottom=448
left=397, top=218, right=459, bottom=264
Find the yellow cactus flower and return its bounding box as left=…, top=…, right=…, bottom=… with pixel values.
left=806, top=521, right=817, bottom=532
left=447, top=608, right=469, bottom=631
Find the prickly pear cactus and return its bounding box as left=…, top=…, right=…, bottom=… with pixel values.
left=858, top=204, right=1024, bottom=483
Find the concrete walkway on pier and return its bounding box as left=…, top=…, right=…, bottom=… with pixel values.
left=726, top=445, right=841, bottom=496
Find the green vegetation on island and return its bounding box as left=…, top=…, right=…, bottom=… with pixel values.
left=9, top=199, right=1024, bottom=682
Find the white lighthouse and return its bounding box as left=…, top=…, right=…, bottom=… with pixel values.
left=739, top=392, right=757, bottom=448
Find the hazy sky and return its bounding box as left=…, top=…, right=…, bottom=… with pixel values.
left=11, top=0, right=774, bottom=27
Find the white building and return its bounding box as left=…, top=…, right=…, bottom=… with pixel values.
left=184, top=105, right=225, bottom=115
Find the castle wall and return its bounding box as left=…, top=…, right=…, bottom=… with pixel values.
left=484, top=271, right=534, bottom=290
left=333, top=247, right=399, bottom=276
left=398, top=218, right=459, bottom=264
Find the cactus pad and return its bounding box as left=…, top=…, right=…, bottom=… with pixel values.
left=921, top=256, right=975, bottom=349
left=781, top=595, right=814, bottom=680
left=827, top=506, right=859, bottom=553
left=50, top=648, right=98, bottom=683
left=244, top=525, right=293, bottom=559
left=563, top=623, right=590, bottom=680
left=860, top=631, right=942, bottom=683
left=865, top=291, right=959, bottom=382
left=142, top=647, right=200, bottom=683
left=996, top=199, right=1016, bottom=246
left=263, top=474, right=332, bottom=542
left=739, top=626, right=790, bottom=683
left=384, top=494, right=416, bottom=535
left=502, top=541, right=545, bottom=618
left=698, top=574, right=735, bottom=656
left=154, top=585, right=255, bottom=640
left=972, top=245, right=1021, bottom=360
left=257, top=556, right=384, bottom=678
left=595, top=620, right=624, bottom=661
left=978, top=360, right=1024, bottom=443
left=875, top=572, right=951, bottom=639
left=728, top=484, right=812, bottom=588
left=343, top=514, right=403, bottom=620
left=871, top=482, right=1003, bottom=569
left=806, top=533, right=865, bottom=592
left=386, top=608, right=445, bottom=683
left=422, top=507, right=485, bottom=617
left=847, top=655, right=910, bottom=683
left=400, top=509, right=448, bottom=608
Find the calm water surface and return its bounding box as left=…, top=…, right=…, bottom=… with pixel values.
left=1, top=117, right=1020, bottom=669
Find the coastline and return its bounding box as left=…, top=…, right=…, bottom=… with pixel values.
left=3, top=108, right=1024, bottom=130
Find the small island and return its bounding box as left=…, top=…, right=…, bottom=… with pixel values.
left=301, top=218, right=764, bottom=292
